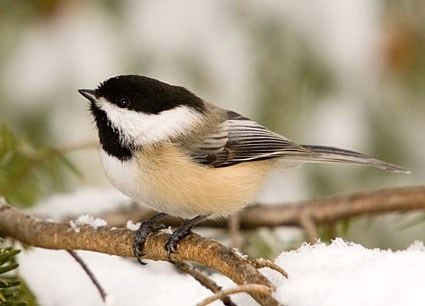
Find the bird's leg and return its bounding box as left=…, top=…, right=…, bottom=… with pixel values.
left=165, top=214, right=209, bottom=256
left=133, top=212, right=168, bottom=265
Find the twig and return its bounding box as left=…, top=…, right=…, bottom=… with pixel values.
left=228, top=213, right=241, bottom=249
left=0, top=199, right=278, bottom=306
left=299, top=209, right=318, bottom=243
left=66, top=250, right=107, bottom=303
left=175, top=261, right=236, bottom=306
left=251, top=258, right=288, bottom=278
left=196, top=284, right=272, bottom=306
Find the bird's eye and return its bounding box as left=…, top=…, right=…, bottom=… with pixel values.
left=118, top=96, right=130, bottom=108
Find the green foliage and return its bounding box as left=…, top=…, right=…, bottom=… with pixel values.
left=0, top=124, right=80, bottom=208
left=0, top=244, right=28, bottom=306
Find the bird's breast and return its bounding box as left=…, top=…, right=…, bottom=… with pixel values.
left=100, top=150, right=142, bottom=200
left=100, top=145, right=275, bottom=218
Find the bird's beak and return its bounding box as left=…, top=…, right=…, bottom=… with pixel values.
left=78, top=89, right=97, bottom=103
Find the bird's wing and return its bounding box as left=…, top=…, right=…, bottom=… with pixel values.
left=190, top=111, right=311, bottom=167
left=189, top=111, right=407, bottom=173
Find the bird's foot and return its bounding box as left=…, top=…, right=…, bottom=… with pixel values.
left=133, top=213, right=168, bottom=265
left=165, top=215, right=208, bottom=258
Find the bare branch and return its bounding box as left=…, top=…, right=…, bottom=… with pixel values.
left=251, top=258, right=288, bottom=279
left=228, top=213, right=241, bottom=249
left=66, top=250, right=108, bottom=303
left=174, top=261, right=236, bottom=306
left=299, top=209, right=318, bottom=243
left=0, top=200, right=279, bottom=306
left=96, top=186, right=425, bottom=230
left=196, top=284, right=272, bottom=306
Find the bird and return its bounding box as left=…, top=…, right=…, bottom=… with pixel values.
left=78, top=74, right=407, bottom=264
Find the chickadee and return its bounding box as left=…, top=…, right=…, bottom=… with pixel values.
left=79, top=75, right=407, bottom=263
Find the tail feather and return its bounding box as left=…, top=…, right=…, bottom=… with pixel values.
left=295, top=145, right=409, bottom=174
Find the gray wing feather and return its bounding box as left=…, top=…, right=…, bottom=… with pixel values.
left=298, top=145, right=408, bottom=173
left=190, top=111, right=311, bottom=167
left=189, top=111, right=408, bottom=173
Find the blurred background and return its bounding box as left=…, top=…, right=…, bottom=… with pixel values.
left=1, top=0, right=425, bottom=266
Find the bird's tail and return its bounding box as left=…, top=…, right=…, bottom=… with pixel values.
left=294, top=145, right=409, bottom=174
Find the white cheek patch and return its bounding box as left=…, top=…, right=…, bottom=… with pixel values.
left=96, top=98, right=202, bottom=146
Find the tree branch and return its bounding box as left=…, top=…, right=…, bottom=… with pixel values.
left=66, top=250, right=108, bottom=303
left=299, top=210, right=318, bottom=243
left=174, top=261, right=237, bottom=306
left=97, top=186, right=425, bottom=231
left=228, top=213, right=242, bottom=249
left=197, top=284, right=272, bottom=306
left=0, top=199, right=279, bottom=306
left=251, top=258, right=288, bottom=278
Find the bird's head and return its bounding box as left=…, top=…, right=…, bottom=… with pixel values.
left=79, top=75, right=206, bottom=148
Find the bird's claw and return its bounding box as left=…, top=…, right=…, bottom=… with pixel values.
left=132, top=213, right=167, bottom=265
left=165, top=226, right=194, bottom=258
left=132, top=241, right=147, bottom=265
left=164, top=215, right=208, bottom=258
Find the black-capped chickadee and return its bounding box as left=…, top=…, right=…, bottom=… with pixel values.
left=79, top=75, right=407, bottom=263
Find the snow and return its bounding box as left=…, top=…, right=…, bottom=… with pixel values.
left=126, top=221, right=174, bottom=234
left=18, top=239, right=425, bottom=306
left=69, top=215, right=108, bottom=233
left=126, top=220, right=141, bottom=231
left=75, top=215, right=108, bottom=229
left=264, top=239, right=425, bottom=306
left=74, top=215, right=107, bottom=229
left=69, top=220, right=81, bottom=233
left=18, top=249, right=239, bottom=306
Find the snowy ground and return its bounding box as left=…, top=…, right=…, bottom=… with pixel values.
left=268, top=239, right=425, bottom=306
left=18, top=189, right=425, bottom=306
left=18, top=240, right=425, bottom=306
left=19, top=249, right=236, bottom=306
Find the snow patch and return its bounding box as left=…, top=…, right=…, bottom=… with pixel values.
left=18, top=249, right=240, bottom=306
left=264, top=238, right=425, bottom=306
left=69, top=220, right=80, bottom=233
left=75, top=215, right=107, bottom=228
left=69, top=215, right=107, bottom=232
left=126, top=220, right=140, bottom=231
